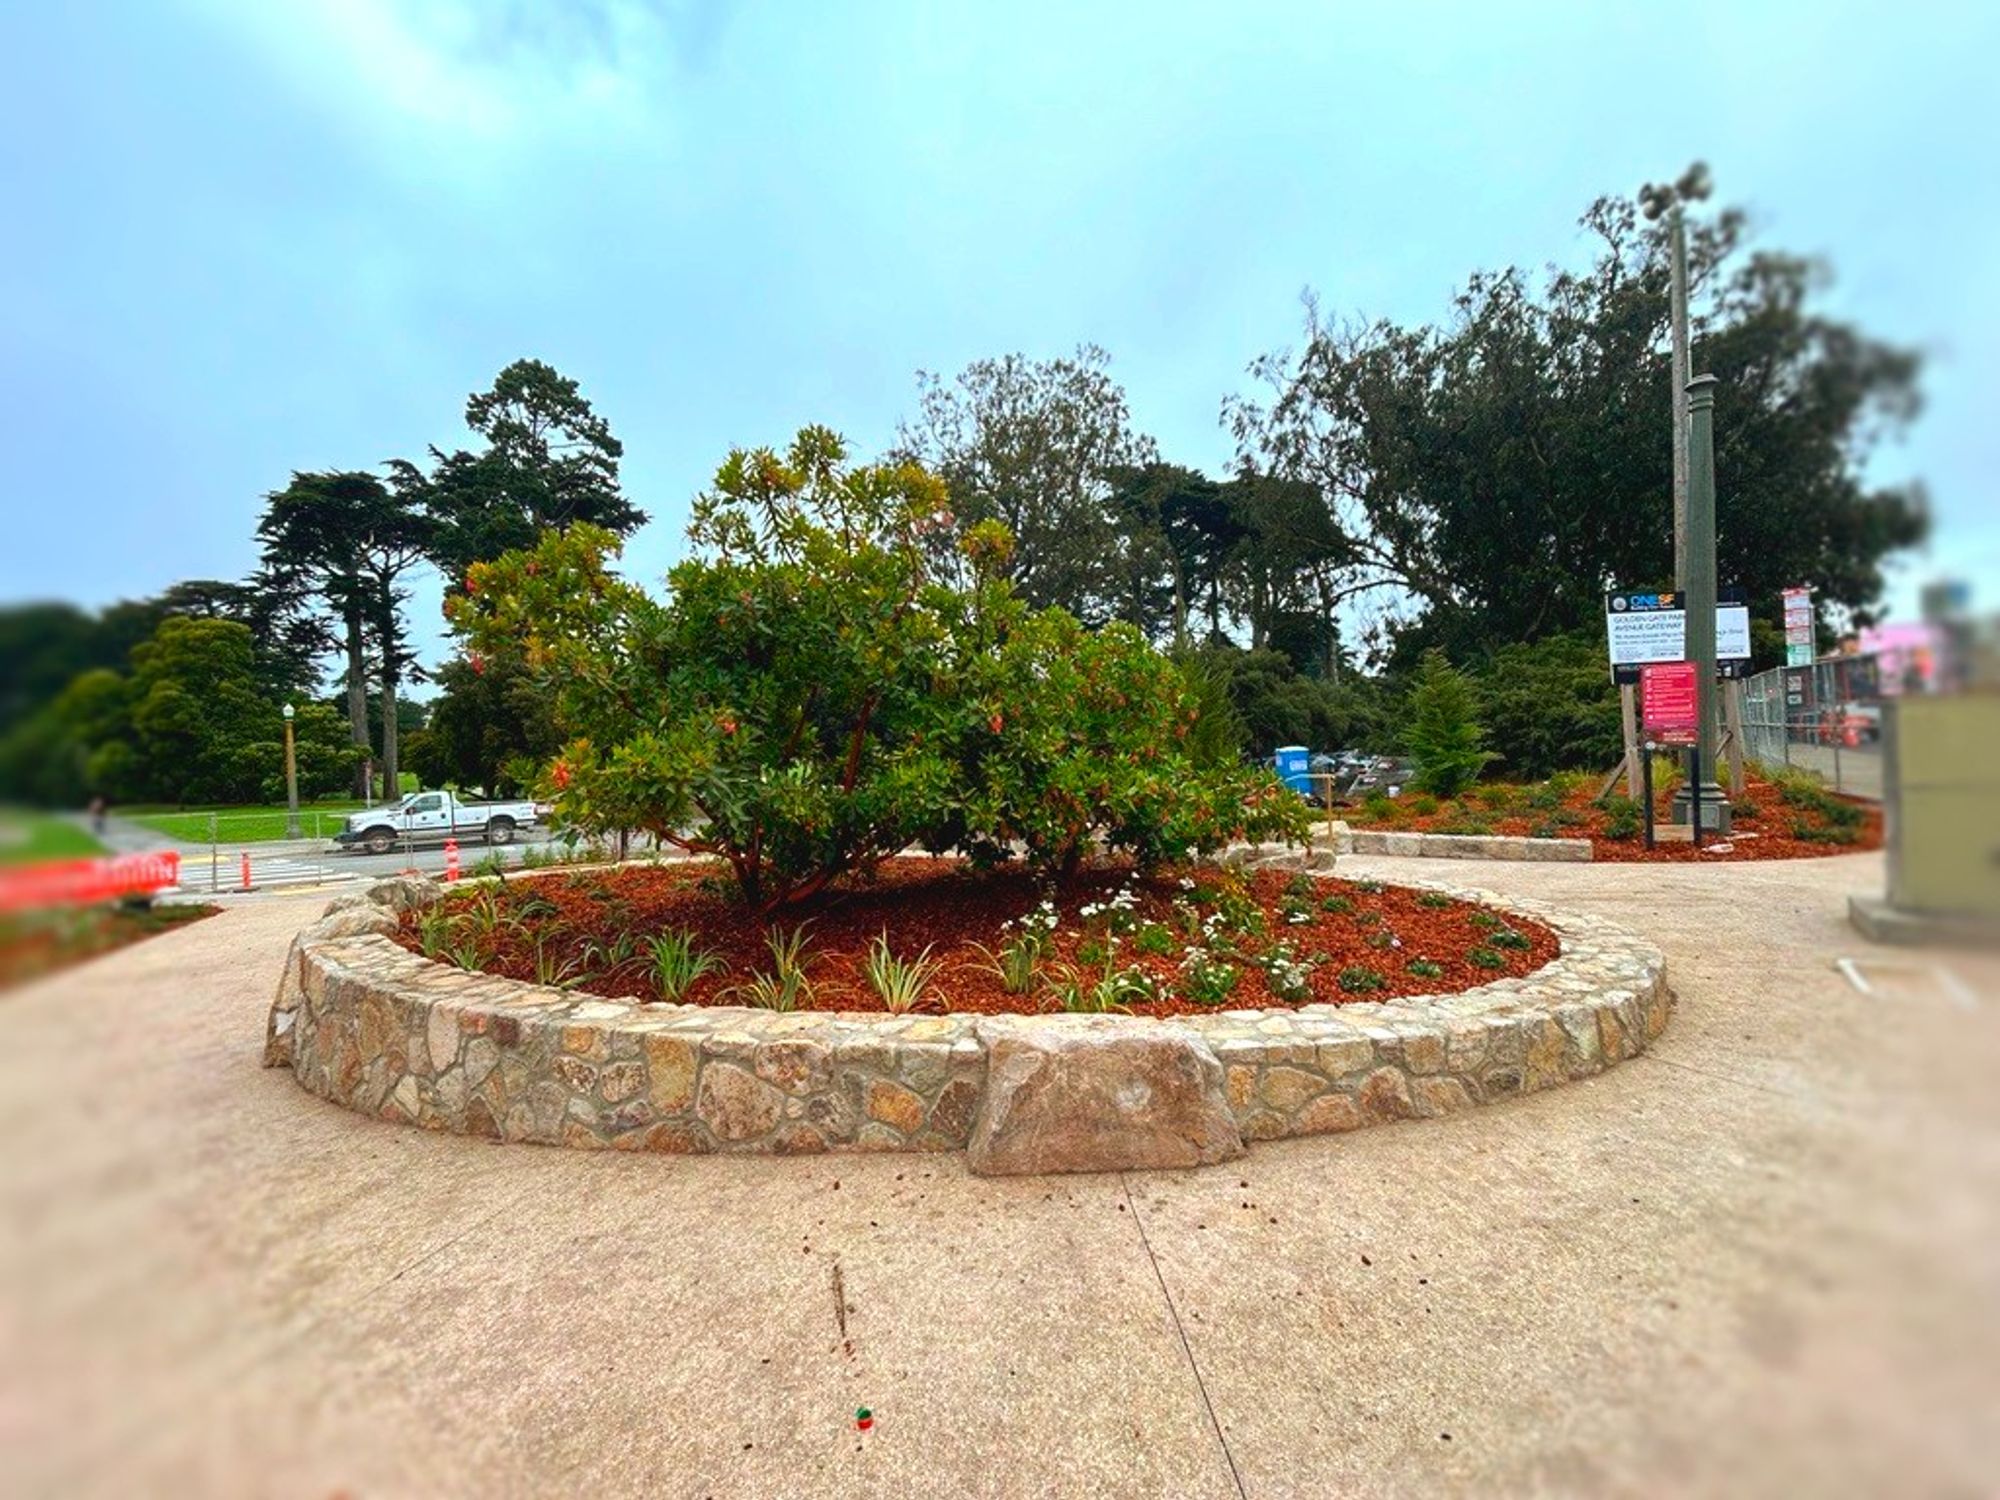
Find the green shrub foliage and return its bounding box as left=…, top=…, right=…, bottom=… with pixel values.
left=454, top=427, right=1305, bottom=912
left=1402, top=649, right=1496, bottom=798
left=1473, top=634, right=1622, bottom=780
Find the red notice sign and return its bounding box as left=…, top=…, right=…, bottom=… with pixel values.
left=1641, top=661, right=1700, bottom=746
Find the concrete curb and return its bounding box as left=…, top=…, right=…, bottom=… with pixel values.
left=1317, top=822, right=1594, bottom=863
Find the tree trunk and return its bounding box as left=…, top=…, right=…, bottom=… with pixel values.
left=379, top=673, right=399, bottom=798
left=343, top=604, right=369, bottom=798
left=377, top=596, right=400, bottom=798
left=1170, top=558, right=1189, bottom=648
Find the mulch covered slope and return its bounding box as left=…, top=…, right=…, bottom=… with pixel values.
left=394, top=859, right=1558, bottom=1019
left=0, top=902, right=217, bottom=991
left=1337, top=768, right=1882, bottom=863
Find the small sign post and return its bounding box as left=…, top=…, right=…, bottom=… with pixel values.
left=1606, top=593, right=1751, bottom=815
left=1783, top=586, right=1815, bottom=668
left=1642, top=662, right=1703, bottom=849
left=1641, top=661, right=1700, bottom=746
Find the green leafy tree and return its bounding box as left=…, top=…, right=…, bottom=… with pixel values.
left=1472, top=634, right=1622, bottom=780
left=0, top=667, right=131, bottom=805
left=404, top=655, right=561, bottom=796
left=256, top=471, right=410, bottom=795
left=1219, top=471, right=1351, bottom=664
left=454, top=428, right=1303, bottom=913
left=952, top=605, right=1297, bottom=878
left=1, top=616, right=363, bottom=807
left=1403, top=649, right=1495, bottom=797
left=895, top=346, right=1158, bottom=621
left=0, top=581, right=323, bottom=741
left=403, top=358, right=644, bottom=575
left=455, top=430, right=969, bottom=911
left=1104, top=463, right=1242, bottom=644
left=1201, top=646, right=1385, bottom=758
left=1228, top=173, right=1926, bottom=655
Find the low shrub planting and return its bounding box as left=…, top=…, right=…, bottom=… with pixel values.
left=862, top=933, right=944, bottom=1013
left=1337, top=761, right=1878, bottom=862
left=392, top=860, right=1559, bottom=1016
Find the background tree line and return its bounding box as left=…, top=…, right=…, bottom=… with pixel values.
left=0, top=172, right=1925, bottom=809
left=0, top=359, right=639, bottom=807
left=898, top=174, right=1922, bottom=774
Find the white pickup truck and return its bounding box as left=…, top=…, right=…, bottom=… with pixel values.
left=333, top=790, right=546, bottom=855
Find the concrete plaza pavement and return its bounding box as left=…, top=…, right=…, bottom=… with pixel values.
left=3, top=852, right=1996, bottom=1497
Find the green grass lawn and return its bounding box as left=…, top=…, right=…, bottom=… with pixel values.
left=125, top=800, right=374, bottom=844
left=0, top=807, right=109, bottom=865
left=124, top=773, right=422, bottom=844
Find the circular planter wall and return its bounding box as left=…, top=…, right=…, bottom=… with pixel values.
left=265, top=871, right=1669, bottom=1175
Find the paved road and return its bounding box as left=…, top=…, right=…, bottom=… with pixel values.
left=166, top=828, right=570, bottom=894
left=4, top=852, right=1996, bottom=1496
left=91, top=812, right=613, bottom=896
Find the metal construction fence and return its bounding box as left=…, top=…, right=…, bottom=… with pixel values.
left=1737, top=664, right=1883, bottom=801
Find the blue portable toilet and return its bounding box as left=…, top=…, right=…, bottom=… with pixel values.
left=1273, top=744, right=1310, bottom=796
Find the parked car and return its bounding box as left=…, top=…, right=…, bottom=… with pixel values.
left=1271, top=750, right=1413, bottom=803
left=333, top=790, right=546, bottom=855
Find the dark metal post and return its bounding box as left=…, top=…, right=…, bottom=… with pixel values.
left=1642, top=747, right=1656, bottom=850
left=1691, top=744, right=1703, bottom=848
left=1673, top=372, right=1731, bottom=834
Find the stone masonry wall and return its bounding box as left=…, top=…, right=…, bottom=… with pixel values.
left=265, top=870, right=1668, bottom=1174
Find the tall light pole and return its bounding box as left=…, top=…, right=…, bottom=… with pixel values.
left=1643, top=164, right=1740, bottom=797
left=1673, top=374, right=1731, bottom=834
left=1669, top=203, right=1692, bottom=586
left=282, top=703, right=301, bottom=840
left=1641, top=162, right=1710, bottom=588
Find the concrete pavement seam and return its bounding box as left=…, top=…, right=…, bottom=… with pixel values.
left=1120, top=1172, right=1249, bottom=1500
left=1637, top=1052, right=1817, bottom=1104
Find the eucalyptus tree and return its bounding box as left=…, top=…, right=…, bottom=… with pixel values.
left=896, top=345, right=1158, bottom=623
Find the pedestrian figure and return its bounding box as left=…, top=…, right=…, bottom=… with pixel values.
left=88, top=796, right=107, bottom=838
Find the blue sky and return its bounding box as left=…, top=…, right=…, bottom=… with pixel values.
left=2, top=1, right=1993, bottom=674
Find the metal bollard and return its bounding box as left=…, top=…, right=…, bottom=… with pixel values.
left=239, top=851, right=252, bottom=891
left=444, top=837, right=460, bottom=882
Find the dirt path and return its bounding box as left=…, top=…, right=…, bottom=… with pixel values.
left=3, top=853, right=1994, bottom=1498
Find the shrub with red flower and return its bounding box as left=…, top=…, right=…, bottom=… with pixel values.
left=451, top=426, right=1305, bottom=912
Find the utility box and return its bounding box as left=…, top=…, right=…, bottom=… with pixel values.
left=1850, top=694, right=2000, bottom=945
left=1273, top=745, right=1310, bottom=796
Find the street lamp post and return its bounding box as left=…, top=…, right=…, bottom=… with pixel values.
left=282, top=703, right=301, bottom=840
left=1672, top=374, right=1731, bottom=835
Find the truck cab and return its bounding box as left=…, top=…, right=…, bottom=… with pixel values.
left=333, top=789, right=544, bottom=856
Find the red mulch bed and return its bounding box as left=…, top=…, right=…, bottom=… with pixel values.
left=0, top=901, right=218, bottom=991
left=394, top=859, right=1558, bottom=1018
left=1338, top=768, right=1881, bottom=862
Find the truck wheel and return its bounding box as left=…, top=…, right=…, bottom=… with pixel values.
left=363, top=827, right=396, bottom=856
left=484, top=816, right=516, bottom=847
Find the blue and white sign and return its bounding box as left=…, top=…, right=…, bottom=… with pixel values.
left=1606, top=590, right=1752, bottom=683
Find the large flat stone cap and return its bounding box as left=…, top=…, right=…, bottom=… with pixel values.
left=966, top=1017, right=1244, bottom=1176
